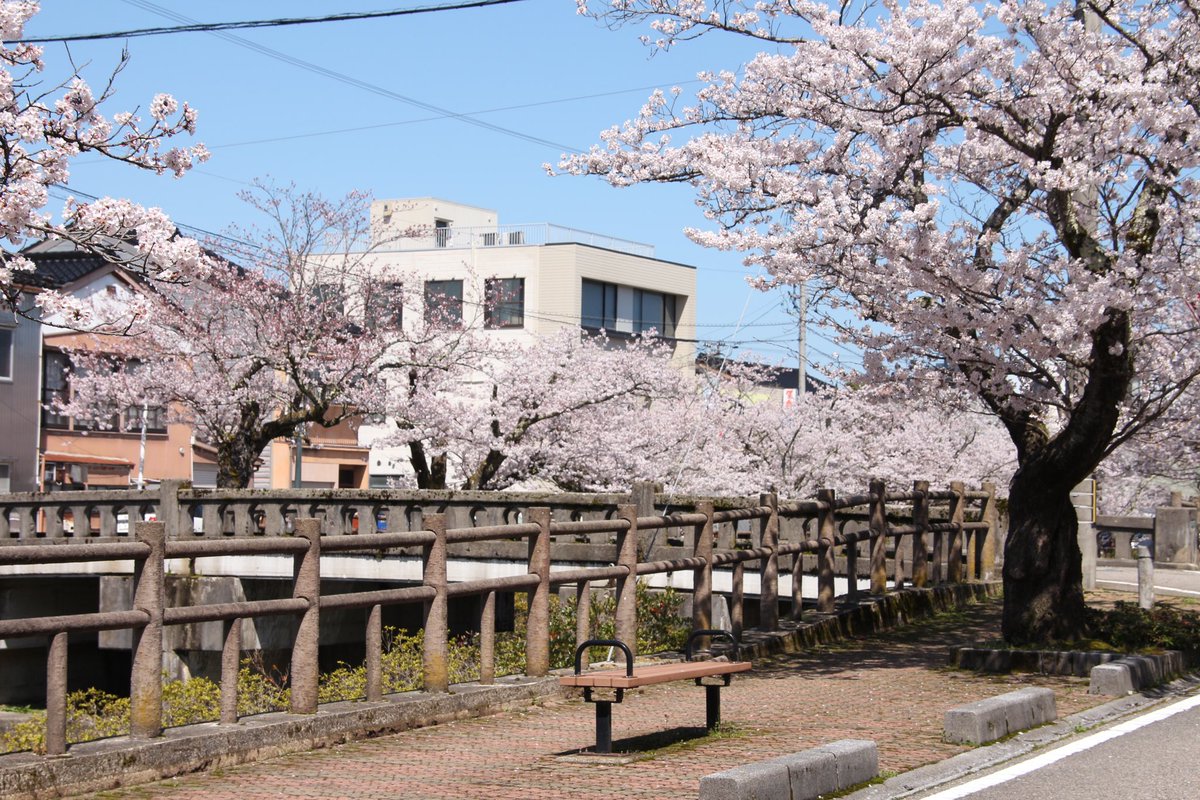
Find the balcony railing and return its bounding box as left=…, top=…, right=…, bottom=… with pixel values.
left=369, top=223, right=657, bottom=259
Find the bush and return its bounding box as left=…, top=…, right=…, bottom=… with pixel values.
left=1086, top=601, right=1200, bottom=663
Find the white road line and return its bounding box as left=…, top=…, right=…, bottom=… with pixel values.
left=919, top=692, right=1200, bottom=799
left=1096, top=579, right=1200, bottom=597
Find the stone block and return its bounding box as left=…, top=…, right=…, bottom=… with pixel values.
left=944, top=687, right=1056, bottom=745
left=1090, top=662, right=1135, bottom=695
left=817, top=739, right=879, bottom=790
left=767, top=749, right=837, bottom=799
left=699, top=761, right=792, bottom=800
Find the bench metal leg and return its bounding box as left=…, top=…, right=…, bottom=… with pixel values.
left=595, top=700, right=613, bottom=754
left=706, top=685, right=721, bottom=730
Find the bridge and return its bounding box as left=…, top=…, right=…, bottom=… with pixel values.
left=0, top=478, right=998, bottom=760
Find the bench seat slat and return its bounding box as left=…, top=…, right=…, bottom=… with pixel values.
left=560, top=660, right=751, bottom=689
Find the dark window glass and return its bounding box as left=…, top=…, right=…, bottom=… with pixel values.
left=42, top=351, right=70, bottom=429
left=424, top=279, right=463, bottom=328
left=366, top=281, right=403, bottom=330
left=583, top=280, right=676, bottom=338
left=0, top=328, right=11, bottom=380
left=485, top=278, right=524, bottom=329
left=125, top=403, right=167, bottom=433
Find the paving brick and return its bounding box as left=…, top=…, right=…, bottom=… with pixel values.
left=66, top=598, right=1105, bottom=800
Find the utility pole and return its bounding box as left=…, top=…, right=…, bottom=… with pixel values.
left=792, top=282, right=807, bottom=400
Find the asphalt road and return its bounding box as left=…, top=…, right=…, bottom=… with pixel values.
left=1096, top=565, right=1200, bottom=599
left=913, top=693, right=1200, bottom=800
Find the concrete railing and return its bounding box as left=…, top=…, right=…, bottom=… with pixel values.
left=0, top=478, right=997, bottom=756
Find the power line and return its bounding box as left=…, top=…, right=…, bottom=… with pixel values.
left=121, top=0, right=579, bottom=154
left=15, top=0, right=528, bottom=44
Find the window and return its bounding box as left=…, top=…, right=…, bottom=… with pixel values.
left=424, top=279, right=463, bottom=328
left=0, top=464, right=10, bottom=493
left=42, top=351, right=70, bottom=429
left=485, top=278, right=524, bottom=329
left=366, top=281, right=403, bottom=330
left=0, top=327, right=12, bottom=380
left=434, top=219, right=451, bottom=248
left=581, top=280, right=677, bottom=338
left=125, top=403, right=168, bottom=433
left=313, top=283, right=346, bottom=315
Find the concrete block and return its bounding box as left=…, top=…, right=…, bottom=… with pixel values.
left=767, top=749, right=837, bottom=799
left=816, top=739, right=879, bottom=790
left=699, top=761, right=792, bottom=800
left=1089, top=651, right=1185, bottom=695
left=1090, top=662, right=1136, bottom=695
left=943, top=687, right=1056, bottom=745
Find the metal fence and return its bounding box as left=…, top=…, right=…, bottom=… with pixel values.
left=0, top=478, right=997, bottom=756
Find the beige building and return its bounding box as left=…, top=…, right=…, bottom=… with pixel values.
left=359, top=199, right=698, bottom=485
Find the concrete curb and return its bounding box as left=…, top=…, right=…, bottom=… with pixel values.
left=699, top=739, right=878, bottom=800
left=943, top=687, right=1056, bottom=745
left=1089, top=651, right=1187, bottom=695
left=841, top=673, right=1200, bottom=800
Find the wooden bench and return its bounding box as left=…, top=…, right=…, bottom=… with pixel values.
left=559, top=630, right=751, bottom=753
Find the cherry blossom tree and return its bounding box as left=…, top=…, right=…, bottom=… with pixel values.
left=61, top=183, right=438, bottom=488
left=382, top=329, right=688, bottom=490
left=0, top=1, right=210, bottom=323
left=565, top=0, right=1200, bottom=643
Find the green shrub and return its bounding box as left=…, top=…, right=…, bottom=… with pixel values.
left=1087, top=601, right=1200, bottom=663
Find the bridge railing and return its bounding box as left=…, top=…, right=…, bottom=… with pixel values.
left=0, top=478, right=997, bottom=756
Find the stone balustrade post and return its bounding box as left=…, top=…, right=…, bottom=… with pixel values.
left=221, top=619, right=242, bottom=723
left=480, top=592, right=496, bottom=685
left=366, top=605, right=383, bottom=701
left=525, top=507, right=552, bottom=677
left=949, top=481, right=965, bottom=583
left=130, top=521, right=165, bottom=738
left=869, top=479, right=888, bottom=595
left=759, top=492, right=780, bottom=631
left=45, top=632, right=68, bottom=755
left=693, top=502, right=714, bottom=633
left=422, top=513, right=449, bottom=692
left=615, top=503, right=639, bottom=664
left=980, top=482, right=998, bottom=580
left=290, top=518, right=321, bottom=713
left=912, top=481, right=930, bottom=588
left=817, top=489, right=836, bottom=613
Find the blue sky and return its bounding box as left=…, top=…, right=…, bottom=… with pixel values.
left=23, top=0, right=853, bottom=373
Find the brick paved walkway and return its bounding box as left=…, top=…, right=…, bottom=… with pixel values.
left=85, top=598, right=1105, bottom=799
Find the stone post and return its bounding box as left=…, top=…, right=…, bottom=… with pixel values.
left=422, top=513, right=449, bottom=692
left=365, top=605, right=383, bottom=701
left=1154, top=506, right=1197, bottom=565
left=869, top=479, right=888, bottom=595
left=980, top=482, right=998, bottom=580
left=1138, top=544, right=1155, bottom=610
left=45, top=632, right=68, bottom=755
left=220, top=619, right=242, bottom=723
left=817, top=488, right=836, bottom=613
left=758, top=492, right=780, bottom=631
left=693, top=502, right=714, bottom=633
left=575, top=581, right=592, bottom=671
left=130, top=521, right=165, bottom=738
left=615, top=503, right=639, bottom=663
left=949, top=481, right=965, bottom=583
left=479, top=592, right=496, bottom=686
left=912, top=481, right=930, bottom=588
left=290, top=518, right=321, bottom=714
left=525, top=507, right=552, bottom=677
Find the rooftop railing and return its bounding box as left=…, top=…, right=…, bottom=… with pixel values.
left=367, top=223, right=657, bottom=259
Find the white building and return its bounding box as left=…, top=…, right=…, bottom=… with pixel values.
left=359, top=198, right=698, bottom=486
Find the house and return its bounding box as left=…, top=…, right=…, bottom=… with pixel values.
left=0, top=286, right=46, bottom=493
left=358, top=198, right=699, bottom=485
left=18, top=239, right=370, bottom=491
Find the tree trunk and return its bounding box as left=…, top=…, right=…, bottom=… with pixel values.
left=1001, top=462, right=1088, bottom=644
left=216, top=438, right=262, bottom=489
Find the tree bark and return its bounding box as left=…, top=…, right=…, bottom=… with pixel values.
left=1002, top=465, right=1087, bottom=644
